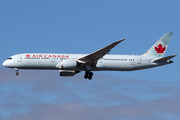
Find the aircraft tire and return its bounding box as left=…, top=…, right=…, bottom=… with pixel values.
left=84, top=71, right=93, bottom=80
left=84, top=75, right=88, bottom=79
left=89, top=72, right=93, bottom=76
left=88, top=76, right=92, bottom=80
left=16, top=72, right=19, bottom=76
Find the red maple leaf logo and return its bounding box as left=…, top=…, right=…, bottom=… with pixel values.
left=26, top=55, right=30, bottom=57
left=155, top=44, right=166, bottom=53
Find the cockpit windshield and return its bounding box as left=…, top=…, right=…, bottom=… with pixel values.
left=7, top=57, right=12, bottom=60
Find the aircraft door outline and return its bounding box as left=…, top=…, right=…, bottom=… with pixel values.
left=18, top=56, right=22, bottom=62
left=51, top=57, right=55, bottom=62
left=137, top=58, right=142, bottom=64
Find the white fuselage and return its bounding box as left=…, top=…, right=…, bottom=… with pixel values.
left=2, top=53, right=170, bottom=71
left=2, top=33, right=175, bottom=79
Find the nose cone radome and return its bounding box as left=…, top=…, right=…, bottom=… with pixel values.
left=2, top=60, right=14, bottom=68
left=2, top=61, right=6, bottom=67
left=2, top=60, right=8, bottom=67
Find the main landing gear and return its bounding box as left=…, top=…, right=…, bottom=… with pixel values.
left=84, top=71, right=93, bottom=80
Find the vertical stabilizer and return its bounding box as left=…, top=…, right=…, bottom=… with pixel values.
left=143, top=33, right=173, bottom=58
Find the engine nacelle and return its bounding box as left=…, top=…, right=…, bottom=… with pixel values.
left=59, top=70, right=76, bottom=76
left=56, top=60, right=78, bottom=70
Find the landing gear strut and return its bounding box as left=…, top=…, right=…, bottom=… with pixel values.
left=84, top=71, right=93, bottom=80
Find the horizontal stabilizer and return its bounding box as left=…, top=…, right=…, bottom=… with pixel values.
left=152, top=55, right=176, bottom=62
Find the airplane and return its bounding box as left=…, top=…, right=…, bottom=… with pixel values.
left=2, top=33, right=176, bottom=80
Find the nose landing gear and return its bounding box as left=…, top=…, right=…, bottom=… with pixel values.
left=14, top=68, right=19, bottom=76
left=84, top=71, right=93, bottom=80
left=16, top=71, right=19, bottom=76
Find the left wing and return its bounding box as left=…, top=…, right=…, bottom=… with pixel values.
left=77, top=39, right=126, bottom=69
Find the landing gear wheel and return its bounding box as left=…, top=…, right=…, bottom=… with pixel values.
left=89, top=72, right=93, bottom=76
left=88, top=76, right=92, bottom=80
left=16, top=72, right=19, bottom=76
left=84, top=71, right=93, bottom=80
left=84, top=74, right=88, bottom=79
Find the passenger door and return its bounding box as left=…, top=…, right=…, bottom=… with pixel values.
left=18, top=56, right=22, bottom=62
left=137, top=58, right=142, bottom=64
left=51, top=57, right=56, bottom=62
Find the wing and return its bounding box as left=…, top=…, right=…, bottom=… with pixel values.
left=77, top=38, right=126, bottom=70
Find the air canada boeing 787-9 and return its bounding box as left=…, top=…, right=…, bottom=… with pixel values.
left=2, top=33, right=176, bottom=80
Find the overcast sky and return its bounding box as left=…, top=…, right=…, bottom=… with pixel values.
left=0, top=0, right=180, bottom=120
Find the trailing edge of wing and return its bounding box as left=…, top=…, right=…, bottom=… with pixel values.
left=78, top=39, right=126, bottom=64
left=152, top=55, right=176, bottom=62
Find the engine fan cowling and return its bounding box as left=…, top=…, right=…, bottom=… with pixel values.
left=59, top=70, right=76, bottom=76
left=56, top=60, right=78, bottom=69
left=63, top=60, right=77, bottom=69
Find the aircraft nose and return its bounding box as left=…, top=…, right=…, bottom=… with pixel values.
left=2, top=60, right=7, bottom=67
left=2, top=60, right=14, bottom=68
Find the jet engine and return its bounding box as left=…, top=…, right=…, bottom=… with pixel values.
left=59, top=70, right=79, bottom=76
left=56, top=59, right=79, bottom=70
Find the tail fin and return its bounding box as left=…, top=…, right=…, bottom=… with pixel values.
left=143, top=33, right=173, bottom=58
